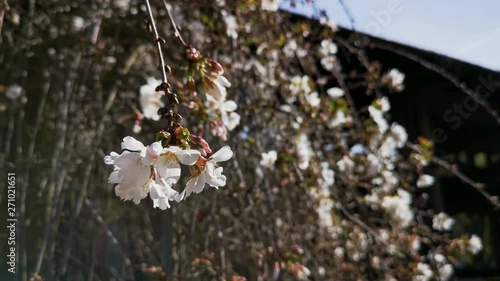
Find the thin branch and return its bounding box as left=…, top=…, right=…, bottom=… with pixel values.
left=337, top=0, right=356, bottom=31
left=161, top=0, right=187, bottom=47
left=144, top=0, right=168, bottom=83
left=406, top=142, right=500, bottom=210
left=370, top=41, right=500, bottom=125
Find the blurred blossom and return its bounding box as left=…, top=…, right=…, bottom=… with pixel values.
left=412, top=262, right=433, bottom=281
left=381, top=189, right=414, bottom=228
left=390, top=123, right=408, bottom=148
left=6, top=84, right=22, bottom=100
left=379, top=96, right=391, bottom=112
left=113, top=0, right=130, bottom=11
left=320, top=55, right=337, bottom=71
left=295, top=133, right=313, bottom=170
left=320, top=16, right=338, bottom=32
left=417, top=174, right=435, bottom=188
left=305, top=91, right=320, bottom=107
left=283, top=39, right=306, bottom=58
left=221, top=10, right=238, bottom=39
left=412, top=238, right=421, bottom=252
left=433, top=212, right=455, bottom=231
left=318, top=39, right=338, bottom=56
left=438, top=264, right=454, bottom=281
left=317, top=266, right=326, bottom=277
left=320, top=162, right=335, bottom=186
left=72, top=16, right=85, bottom=31
left=369, top=101, right=389, bottom=133
left=468, top=234, right=483, bottom=254
left=291, top=263, right=311, bottom=280
left=334, top=247, right=345, bottom=260
left=337, top=155, right=354, bottom=173
left=205, top=94, right=240, bottom=131
left=328, top=110, right=350, bottom=128
left=366, top=153, right=382, bottom=175
left=260, top=150, right=278, bottom=169
left=139, top=77, right=164, bottom=121
left=261, top=0, right=281, bottom=11
left=384, top=68, right=406, bottom=92
left=326, top=87, right=344, bottom=98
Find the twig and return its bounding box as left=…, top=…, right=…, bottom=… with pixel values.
left=370, top=41, right=500, bottom=125
left=331, top=68, right=362, bottom=129
left=337, top=0, right=356, bottom=31
left=338, top=205, right=406, bottom=258
left=406, top=142, right=500, bottom=210
left=161, top=0, right=187, bottom=47
left=144, top=0, right=168, bottom=83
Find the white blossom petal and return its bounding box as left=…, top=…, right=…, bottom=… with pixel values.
left=121, top=136, right=145, bottom=151
left=211, top=146, right=233, bottom=162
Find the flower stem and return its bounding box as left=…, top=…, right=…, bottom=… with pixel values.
left=144, top=0, right=168, bottom=83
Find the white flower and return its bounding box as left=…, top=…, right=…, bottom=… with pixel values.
left=412, top=238, right=421, bottom=252
left=385, top=68, right=405, bottom=91
left=417, top=174, right=435, bottom=188
left=379, top=96, right=391, bottom=112
left=105, top=136, right=201, bottom=208
left=289, top=75, right=311, bottom=96
left=390, top=123, right=407, bottom=148
left=320, top=55, right=337, bottom=71
left=438, top=264, right=454, bottom=281
left=293, top=264, right=311, bottom=280
left=413, top=263, right=433, bottom=281
left=72, top=16, right=85, bottom=31
left=319, top=17, right=338, bottom=32
left=366, top=154, right=382, bottom=176
left=6, top=84, right=22, bottom=100
left=317, top=266, right=326, bottom=277
left=149, top=177, right=179, bottom=210
left=283, top=40, right=298, bottom=58
left=369, top=104, right=389, bottom=134
left=295, top=133, right=313, bottom=170
left=381, top=189, right=414, bottom=229
left=261, top=0, right=281, bottom=11
left=327, top=87, right=344, bottom=98
left=379, top=136, right=397, bottom=158
left=178, top=146, right=233, bottom=200
left=468, top=234, right=483, bottom=254
left=316, top=198, right=334, bottom=229
left=337, top=155, right=354, bottom=173
left=319, top=39, right=338, bottom=56
left=305, top=91, right=320, bottom=107
left=334, top=247, right=345, bottom=260
left=221, top=10, right=238, bottom=39
left=432, top=253, right=446, bottom=263
left=206, top=73, right=231, bottom=100
left=432, top=212, right=455, bottom=231
left=156, top=145, right=202, bottom=185
left=113, top=0, right=130, bottom=10
left=206, top=94, right=240, bottom=131
left=329, top=110, right=349, bottom=128
left=260, top=150, right=278, bottom=168
left=320, top=162, right=335, bottom=186
left=140, top=77, right=164, bottom=121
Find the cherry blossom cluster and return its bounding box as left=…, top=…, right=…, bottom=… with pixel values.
left=105, top=136, right=232, bottom=209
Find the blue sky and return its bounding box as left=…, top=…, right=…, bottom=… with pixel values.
left=281, top=0, right=500, bottom=71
